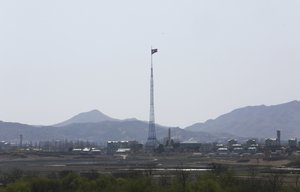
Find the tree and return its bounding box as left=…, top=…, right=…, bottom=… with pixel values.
left=6, top=180, right=30, bottom=192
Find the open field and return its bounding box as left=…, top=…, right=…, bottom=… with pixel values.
left=0, top=152, right=294, bottom=175
left=1, top=152, right=300, bottom=191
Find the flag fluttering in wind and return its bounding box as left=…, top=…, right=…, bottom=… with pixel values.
left=151, top=48, right=158, bottom=55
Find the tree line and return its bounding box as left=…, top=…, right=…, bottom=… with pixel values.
left=0, top=167, right=299, bottom=192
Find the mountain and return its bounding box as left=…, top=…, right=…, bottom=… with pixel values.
left=0, top=120, right=221, bottom=144
left=185, top=100, right=300, bottom=139
left=53, top=110, right=117, bottom=127
left=3, top=100, right=300, bottom=143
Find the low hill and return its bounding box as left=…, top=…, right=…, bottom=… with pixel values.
left=0, top=121, right=58, bottom=143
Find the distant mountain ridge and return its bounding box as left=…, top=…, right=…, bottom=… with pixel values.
left=0, top=109, right=224, bottom=143
left=185, top=100, right=300, bottom=139
left=0, top=120, right=221, bottom=144
left=2, top=100, right=300, bottom=143
left=53, top=110, right=117, bottom=127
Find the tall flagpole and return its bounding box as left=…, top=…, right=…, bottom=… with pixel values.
left=150, top=46, right=154, bottom=132
left=150, top=47, right=155, bottom=139
left=146, top=47, right=158, bottom=150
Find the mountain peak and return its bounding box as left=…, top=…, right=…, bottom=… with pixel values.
left=88, top=109, right=101, bottom=113
left=53, top=110, right=117, bottom=127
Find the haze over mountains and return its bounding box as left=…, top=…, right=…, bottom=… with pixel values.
left=0, top=110, right=220, bottom=144
left=186, top=100, right=300, bottom=140
left=0, top=100, right=300, bottom=143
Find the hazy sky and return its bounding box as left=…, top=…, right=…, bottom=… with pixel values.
left=1, top=0, right=300, bottom=127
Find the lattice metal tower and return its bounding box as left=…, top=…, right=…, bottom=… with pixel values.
left=146, top=48, right=158, bottom=149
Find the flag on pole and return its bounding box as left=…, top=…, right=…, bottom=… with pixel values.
left=151, top=48, right=158, bottom=55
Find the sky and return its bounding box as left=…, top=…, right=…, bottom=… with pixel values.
left=1, top=0, right=300, bottom=128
